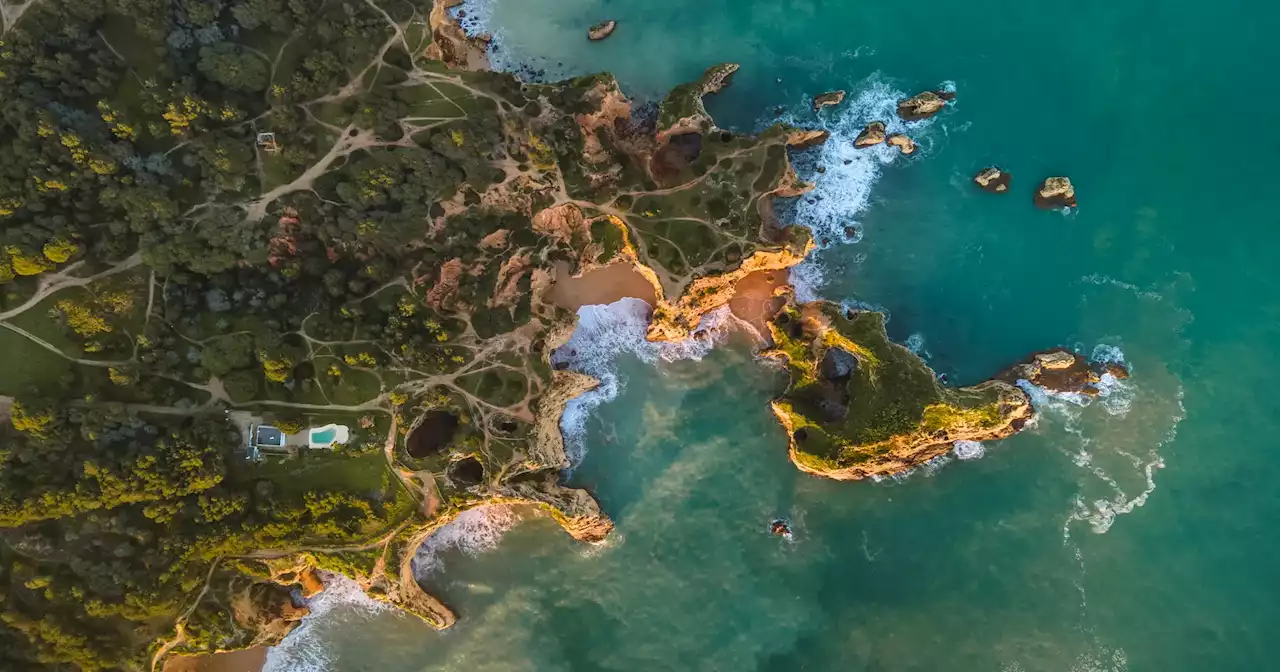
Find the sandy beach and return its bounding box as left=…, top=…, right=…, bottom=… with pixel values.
left=545, top=261, right=656, bottom=310
left=162, top=647, right=267, bottom=672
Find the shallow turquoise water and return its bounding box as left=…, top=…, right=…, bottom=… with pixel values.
left=266, top=0, right=1280, bottom=669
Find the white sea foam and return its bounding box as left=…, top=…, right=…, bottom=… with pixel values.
left=1013, top=345, right=1184, bottom=537
left=774, top=76, right=951, bottom=301
left=262, top=572, right=393, bottom=672
left=905, top=332, right=929, bottom=358
left=553, top=299, right=730, bottom=468
left=413, top=505, right=524, bottom=579
left=952, top=440, right=986, bottom=460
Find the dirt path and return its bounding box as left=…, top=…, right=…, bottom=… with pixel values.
left=0, top=252, right=142, bottom=321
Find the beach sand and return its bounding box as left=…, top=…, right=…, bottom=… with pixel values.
left=162, top=647, right=267, bottom=672
left=545, top=261, right=657, bottom=311
left=728, top=270, right=788, bottom=342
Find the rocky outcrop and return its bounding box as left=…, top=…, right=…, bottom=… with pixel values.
left=897, top=90, right=952, bottom=121
left=424, top=0, right=490, bottom=71
left=764, top=302, right=1132, bottom=482
left=973, top=166, right=1011, bottom=193
left=1035, top=176, right=1077, bottom=208
left=999, top=349, right=1128, bottom=396
left=656, top=63, right=740, bottom=140
left=646, top=233, right=814, bottom=342
left=812, top=90, right=846, bottom=111
left=786, top=128, right=830, bottom=150
left=853, top=121, right=887, bottom=148
left=886, top=133, right=916, bottom=155
left=587, top=20, right=617, bottom=41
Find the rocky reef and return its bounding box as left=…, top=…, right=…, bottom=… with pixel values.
left=588, top=20, right=617, bottom=41
left=813, top=90, right=846, bottom=110
left=1035, top=176, right=1077, bottom=208
left=897, top=89, right=955, bottom=121
left=854, top=121, right=887, bottom=148
left=974, top=166, right=1012, bottom=193
left=887, top=133, right=916, bottom=155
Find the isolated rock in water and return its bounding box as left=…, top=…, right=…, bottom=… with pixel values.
left=973, top=166, right=1011, bottom=193
left=587, top=20, right=617, bottom=41
left=770, top=519, right=792, bottom=536
left=897, top=90, right=948, bottom=121
left=853, top=121, right=887, bottom=148
left=1035, top=176, right=1077, bottom=208
left=812, top=90, right=846, bottom=111
left=886, top=133, right=916, bottom=155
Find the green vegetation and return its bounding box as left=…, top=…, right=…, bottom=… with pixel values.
left=767, top=303, right=1019, bottom=469
left=0, top=0, right=835, bottom=665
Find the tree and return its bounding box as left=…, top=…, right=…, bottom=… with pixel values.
left=197, top=43, right=269, bottom=92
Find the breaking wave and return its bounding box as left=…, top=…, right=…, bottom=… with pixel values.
left=952, top=440, right=986, bottom=460
left=775, top=75, right=952, bottom=300
left=1013, top=345, right=1183, bottom=536
left=412, top=505, right=525, bottom=579
left=552, top=299, right=732, bottom=468
left=262, top=572, right=393, bottom=672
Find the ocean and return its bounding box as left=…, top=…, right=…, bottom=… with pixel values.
left=264, top=0, right=1280, bottom=669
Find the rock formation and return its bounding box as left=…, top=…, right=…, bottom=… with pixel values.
left=973, top=166, right=1011, bottom=193
left=886, top=133, right=916, bottom=155
left=812, top=90, right=846, bottom=111
left=854, top=121, right=887, bottom=148
left=897, top=90, right=952, bottom=121
left=587, top=20, right=617, bottom=41
left=787, top=128, right=830, bottom=150
left=1035, top=176, right=1077, bottom=208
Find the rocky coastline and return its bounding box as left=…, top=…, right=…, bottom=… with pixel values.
left=208, top=10, right=1125, bottom=662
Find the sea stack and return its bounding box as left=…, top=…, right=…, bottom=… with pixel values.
left=853, top=121, right=887, bottom=148
left=1035, top=176, right=1077, bottom=208
left=587, top=20, right=617, bottom=41
left=973, top=167, right=1012, bottom=193
left=886, top=134, right=916, bottom=155
left=812, top=90, right=846, bottom=111
left=897, top=90, right=953, bottom=121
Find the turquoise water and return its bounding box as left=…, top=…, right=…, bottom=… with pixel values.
left=266, top=0, right=1280, bottom=669
left=310, top=427, right=338, bottom=445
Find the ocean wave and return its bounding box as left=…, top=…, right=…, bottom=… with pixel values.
left=952, top=440, right=986, bottom=460
left=262, top=572, right=393, bottom=672
left=413, top=505, right=525, bottom=579
left=774, top=75, right=949, bottom=302
left=1079, top=274, right=1165, bottom=301
left=552, top=299, right=731, bottom=468
left=1013, top=345, right=1183, bottom=537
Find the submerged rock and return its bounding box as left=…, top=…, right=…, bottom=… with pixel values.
left=886, top=133, right=916, bottom=155
left=1035, top=176, right=1077, bottom=208
left=973, top=166, right=1012, bottom=193
left=853, top=121, right=887, bottom=148
left=812, top=90, right=846, bottom=111
left=587, top=20, right=617, bottom=41
left=897, top=90, right=949, bottom=121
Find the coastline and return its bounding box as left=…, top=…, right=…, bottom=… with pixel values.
left=230, top=6, right=1129, bottom=669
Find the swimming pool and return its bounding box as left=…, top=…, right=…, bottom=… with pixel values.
left=308, top=423, right=350, bottom=449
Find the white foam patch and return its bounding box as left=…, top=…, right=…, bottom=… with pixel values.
left=553, top=299, right=731, bottom=468
left=413, top=505, right=524, bottom=579
left=905, top=332, right=930, bottom=358
left=1013, top=346, right=1183, bottom=537
left=776, top=76, right=950, bottom=302
left=952, top=440, right=985, bottom=460
left=263, top=572, right=393, bottom=672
